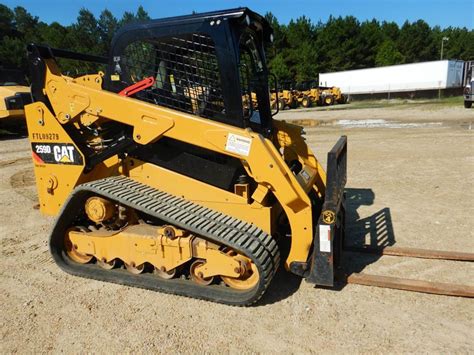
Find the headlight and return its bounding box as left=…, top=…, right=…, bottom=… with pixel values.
left=464, top=86, right=471, bottom=95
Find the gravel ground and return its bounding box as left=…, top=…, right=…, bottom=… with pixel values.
left=1, top=104, right=473, bottom=353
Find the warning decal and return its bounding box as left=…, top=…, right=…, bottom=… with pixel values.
left=319, top=224, right=331, bottom=253
left=31, top=143, right=83, bottom=165
left=225, top=133, right=252, bottom=157
left=322, top=210, right=336, bottom=224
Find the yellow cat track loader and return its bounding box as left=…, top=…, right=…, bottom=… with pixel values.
left=25, top=8, right=347, bottom=305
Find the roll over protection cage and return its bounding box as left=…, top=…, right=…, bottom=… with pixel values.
left=105, top=7, right=275, bottom=135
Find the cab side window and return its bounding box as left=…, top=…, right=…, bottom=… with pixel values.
left=122, top=33, right=225, bottom=121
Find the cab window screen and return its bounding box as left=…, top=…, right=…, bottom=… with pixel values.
left=122, top=33, right=225, bottom=120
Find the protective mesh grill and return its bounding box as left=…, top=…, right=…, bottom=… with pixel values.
left=122, top=33, right=225, bottom=120
left=239, top=50, right=253, bottom=116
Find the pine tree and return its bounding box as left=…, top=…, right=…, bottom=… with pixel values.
left=375, top=40, right=405, bottom=66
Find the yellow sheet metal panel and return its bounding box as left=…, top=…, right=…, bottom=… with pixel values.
left=25, top=103, right=86, bottom=215
left=128, top=159, right=274, bottom=234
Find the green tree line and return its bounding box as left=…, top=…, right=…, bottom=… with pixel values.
left=265, top=13, right=474, bottom=82
left=0, top=4, right=150, bottom=74
left=1, top=4, right=473, bottom=82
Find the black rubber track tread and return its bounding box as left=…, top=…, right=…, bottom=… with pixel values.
left=49, top=176, right=280, bottom=306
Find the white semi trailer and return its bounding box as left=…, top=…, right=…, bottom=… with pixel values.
left=319, top=60, right=465, bottom=96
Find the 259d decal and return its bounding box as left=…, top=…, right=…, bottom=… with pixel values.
left=31, top=143, right=83, bottom=165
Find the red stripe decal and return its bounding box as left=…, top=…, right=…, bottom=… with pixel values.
left=32, top=151, right=44, bottom=164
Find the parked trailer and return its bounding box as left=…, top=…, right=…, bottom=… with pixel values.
left=319, top=60, right=465, bottom=96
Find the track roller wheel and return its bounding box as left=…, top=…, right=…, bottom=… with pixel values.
left=190, top=260, right=214, bottom=285
left=97, top=258, right=117, bottom=270
left=125, top=262, right=145, bottom=274
left=64, top=227, right=93, bottom=264
left=154, top=267, right=176, bottom=280
left=221, top=250, right=259, bottom=290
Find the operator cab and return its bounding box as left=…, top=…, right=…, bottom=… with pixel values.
left=106, top=8, right=274, bottom=136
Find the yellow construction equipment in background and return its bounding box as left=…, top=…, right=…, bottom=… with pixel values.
left=0, top=68, right=32, bottom=131
left=320, top=86, right=347, bottom=105
left=271, top=87, right=298, bottom=110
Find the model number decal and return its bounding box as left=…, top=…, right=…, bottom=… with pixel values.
left=31, top=143, right=83, bottom=165
left=35, top=144, right=52, bottom=154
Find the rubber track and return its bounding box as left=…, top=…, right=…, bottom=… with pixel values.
left=49, top=176, right=280, bottom=306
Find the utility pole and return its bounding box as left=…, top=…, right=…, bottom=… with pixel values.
left=440, top=37, right=449, bottom=60
left=439, top=37, right=449, bottom=100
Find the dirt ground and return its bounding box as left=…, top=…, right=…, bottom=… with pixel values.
left=1, top=103, right=473, bottom=353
